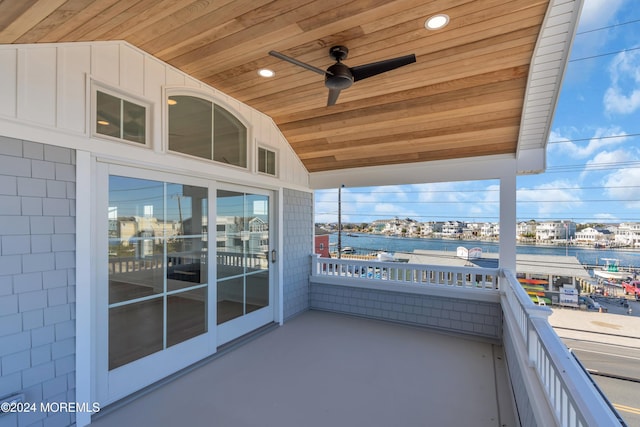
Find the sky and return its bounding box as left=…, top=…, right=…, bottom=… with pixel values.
left=315, top=0, right=640, bottom=225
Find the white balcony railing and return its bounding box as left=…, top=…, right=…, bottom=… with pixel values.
left=311, top=254, right=498, bottom=291
left=311, top=255, right=623, bottom=427
left=500, top=269, right=622, bottom=427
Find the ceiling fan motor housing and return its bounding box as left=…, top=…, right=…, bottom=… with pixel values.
left=325, top=62, right=354, bottom=89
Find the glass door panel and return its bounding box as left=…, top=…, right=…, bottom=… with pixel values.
left=167, top=287, right=207, bottom=347
left=216, top=188, right=271, bottom=340
left=217, top=277, right=244, bottom=324
left=109, top=299, right=163, bottom=370
left=108, top=176, right=208, bottom=370
left=108, top=177, right=164, bottom=305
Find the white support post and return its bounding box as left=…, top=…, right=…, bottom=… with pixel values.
left=499, top=162, right=517, bottom=272
left=75, top=150, right=93, bottom=427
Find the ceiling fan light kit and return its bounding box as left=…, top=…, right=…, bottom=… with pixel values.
left=269, top=45, right=416, bottom=106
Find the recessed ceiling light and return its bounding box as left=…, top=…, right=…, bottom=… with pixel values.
left=167, top=98, right=177, bottom=105
left=425, top=14, right=449, bottom=30
left=97, top=120, right=109, bottom=126
left=258, top=68, right=275, bottom=78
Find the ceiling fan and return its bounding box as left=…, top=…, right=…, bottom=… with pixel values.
left=268, top=46, right=416, bottom=106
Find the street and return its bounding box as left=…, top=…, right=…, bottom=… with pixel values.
left=564, top=337, right=640, bottom=425
left=550, top=300, right=640, bottom=427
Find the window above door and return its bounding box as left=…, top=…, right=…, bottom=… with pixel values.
left=167, top=93, right=248, bottom=169
left=93, top=84, right=150, bottom=146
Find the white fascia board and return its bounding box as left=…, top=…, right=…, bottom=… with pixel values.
left=516, top=0, right=584, bottom=166
left=309, top=154, right=517, bottom=189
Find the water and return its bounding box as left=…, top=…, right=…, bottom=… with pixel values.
left=329, top=233, right=640, bottom=269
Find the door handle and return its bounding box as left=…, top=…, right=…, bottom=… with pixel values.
left=271, top=249, right=277, bottom=263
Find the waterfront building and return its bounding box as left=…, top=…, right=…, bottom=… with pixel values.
left=420, top=221, right=442, bottom=237
left=462, top=222, right=481, bottom=239
left=442, top=221, right=464, bottom=238
left=481, top=222, right=499, bottom=239
left=536, top=220, right=576, bottom=242
left=615, top=222, right=640, bottom=247
left=314, top=227, right=331, bottom=258
left=517, top=220, right=537, bottom=240
left=371, top=219, right=393, bottom=233
left=575, top=227, right=612, bottom=246
left=382, top=217, right=419, bottom=237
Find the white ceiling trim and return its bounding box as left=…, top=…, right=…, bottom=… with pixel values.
left=516, top=0, right=584, bottom=174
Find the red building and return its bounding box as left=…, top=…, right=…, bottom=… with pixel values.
left=314, top=227, right=331, bottom=258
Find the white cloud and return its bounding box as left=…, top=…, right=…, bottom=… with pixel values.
left=587, top=149, right=632, bottom=166
left=517, top=181, right=583, bottom=219
left=581, top=148, right=635, bottom=179
left=548, top=127, right=627, bottom=158
left=602, top=167, right=640, bottom=208
left=593, top=213, right=620, bottom=221
left=604, top=49, right=640, bottom=115
left=314, top=188, right=339, bottom=223
left=372, top=203, right=419, bottom=219
left=578, top=0, right=624, bottom=32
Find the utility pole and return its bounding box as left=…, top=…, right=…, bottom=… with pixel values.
left=172, top=194, right=184, bottom=235
left=338, top=184, right=344, bottom=259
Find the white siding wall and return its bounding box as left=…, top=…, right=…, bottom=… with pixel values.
left=0, top=41, right=309, bottom=189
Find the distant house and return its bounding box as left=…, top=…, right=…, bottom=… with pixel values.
left=370, top=219, right=393, bottom=233
left=314, top=227, right=331, bottom=257
left=536, top=220, right=576, bottom=241
left=517, top=221, right=537, bottom=239
left=575, top=227, right=611, bottom=245
left=442, top=221, right=464, bottom=238
left=616, top=222, right=640, bottom=246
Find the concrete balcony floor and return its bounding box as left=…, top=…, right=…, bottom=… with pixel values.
left=91, top=310, right=517, bottom=427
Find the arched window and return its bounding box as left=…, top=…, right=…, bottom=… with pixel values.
left=168, top=95, right=247, bottom=168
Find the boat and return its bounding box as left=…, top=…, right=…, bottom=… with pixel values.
left=592, top=258, right=629, bottom=282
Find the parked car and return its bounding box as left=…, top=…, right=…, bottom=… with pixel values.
left=622, top=280, right=640, bottom=298
left=578, top=296, right=601, bottom=310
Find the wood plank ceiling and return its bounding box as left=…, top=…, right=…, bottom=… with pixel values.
left=0, top=0, right=553, bottom=173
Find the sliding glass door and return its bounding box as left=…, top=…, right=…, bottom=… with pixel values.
left=97, top=165, right=215, bottom=404
left=96, top=167, right=276, bottom=404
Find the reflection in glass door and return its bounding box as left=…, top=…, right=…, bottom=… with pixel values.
left=216, top=190, right=270, bottom=329
left=108, top=176, right=208, bottom=369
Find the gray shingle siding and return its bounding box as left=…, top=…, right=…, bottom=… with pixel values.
left=282, top=189, right=313, bottom=320
left=0, top=138, right=76, bottom=427
left=310, top=283, right=502, bottom=342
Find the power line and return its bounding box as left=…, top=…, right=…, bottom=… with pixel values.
left=547, top=133, right=640, bottom=145
left=316, top=210, right=640, bottom=220
left=570, top=45, right=640, bottom=62
left=575, top=17, right=640, bottom=36
left=317, top=185, right=640, bottom=199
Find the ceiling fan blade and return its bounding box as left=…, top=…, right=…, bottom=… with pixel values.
left=269, top=50, right=328, bottom=76
left=327, top=88, right=342, bottom=106
left=351, top=54, right=416, bottom=82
